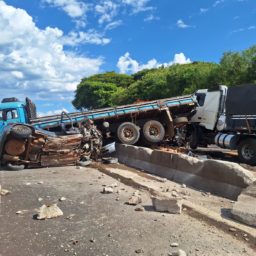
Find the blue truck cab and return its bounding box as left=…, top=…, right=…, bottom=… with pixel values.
left=0, top=99, right=29, bottom=135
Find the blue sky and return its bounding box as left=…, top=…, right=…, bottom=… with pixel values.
left=0, top=0, right=255, bottom=115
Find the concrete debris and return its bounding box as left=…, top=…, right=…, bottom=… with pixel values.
left=170, top=243, right=179, bottom=247
left=231, top=181, right=256, bottom=227
left=38, top=197, right=43, bottom=202
left=135, top=248, right=144, bottom=254
left=181, top=184, right=186, bottom=188
left=59, top=197, right=66, bottom=201
left=25, top=182, right=31, bottom=186
left=151, top=196, right=182, bottom=214
left=0, top=185, right=10, bottom=196
left=102, top=186, right=114, bottom=194
left=229, top=227, right=237, bottom=232
left=37, top=181, right=44, bottom=184
left=135, top=205, right=145, bottom=212
left=66, top=214, right=75, bottom=220
left=90, top=238, right=96, bottom=243
left=170, top=249, right=187, bottom=256
left=36, top=204, right=63, bottom=220
left=126, top=195, right=142, bottom=205
left=171, top=191, right=179, bottom=198
left=16, top=210, right=28, bottom=215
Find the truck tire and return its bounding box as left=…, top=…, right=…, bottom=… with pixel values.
left=238, top=138, right=256, bottom=165
left=142, top=120, right=165, bottom=144
left=189, top=125, right=199, bottom=150
left=5, top=163, right=25, bottom=171
left=11, top=125, right=32, bottom=139
left=117, top=122, right=140, bottom=145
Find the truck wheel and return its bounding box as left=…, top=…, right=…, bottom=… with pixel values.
left=5, top=163, right=25, bottom=171
left=238, top=138, right=256, bottom=165
left=143, top=120, right=165, bottom=144
left=11, top=125, right=32, bottom=139
left=189, top=125, right=199, bottom=150
left=117, top=122, right=140, bottom=145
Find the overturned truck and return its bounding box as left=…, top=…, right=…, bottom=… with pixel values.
left=0, top=122, right=102, bottom=170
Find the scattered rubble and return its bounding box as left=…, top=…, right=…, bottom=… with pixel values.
left=169, top=249, right=187, bottom=256
left=170, top=243, right=179, bottom=247
left=90, top=238, right=96, bottom=243
left=66, top=214, right=75, bottom=220
left=126, top=195, right=142, bottom=205
left=0, top=185, right=10, bottom=196
left=36, top=204, right=63, bottom=220
left=135, top=248, right=144, bottom=254
left=38, top=197, right=43, bottom=202
left=59, top=197, right=66, bottom=201
left=16, top=210, right=28, bottom=215
left=151, top=196, right=182, bottom=214
left=135, top=205, right=145, bottom=212
left=102, top=186, right=114, bottom=194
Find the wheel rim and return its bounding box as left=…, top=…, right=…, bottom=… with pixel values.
left=122, top=128, right=135, bottom=141
left=148, top=125, right=160, bottom=138
left=241, top=144, right=255, bottom=160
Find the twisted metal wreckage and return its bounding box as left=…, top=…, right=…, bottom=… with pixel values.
left=0, top=120, right=103, bottom=170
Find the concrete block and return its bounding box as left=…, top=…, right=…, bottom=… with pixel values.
left=116, top=144, right=256, bottom=200
left=151, top=196, right=182, bottom=214
left=231, top=181, right=256, bottom=227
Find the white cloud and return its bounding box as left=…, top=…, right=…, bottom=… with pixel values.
left=38, top=108, right=68, bottom=117
left=95, top=0, right=118, bottom=24
left=213, top=0, right=225, bottom=7
left=144, top=14, right=159, bottom=22
left=231, top=25, right=256, bottom=34
left=62, top=30, right=111, bottom=46
left=43, top=0, right=88, bottom=18
left=0, top=1, right=103, bottom=103
left=200, top=8, right=208, bottom=13
left=105, top=20, right=123, bottom=30
left=176, top=19, right=191, bottom=29
left=122, top=0, right=153, bottom=14
left=117, top=52, right=191, bottom=74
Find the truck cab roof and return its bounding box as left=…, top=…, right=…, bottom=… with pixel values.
left=0, top=101, right=25, bottom=110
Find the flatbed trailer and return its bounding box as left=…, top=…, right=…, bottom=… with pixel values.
left=0, top=95, right=196, bottom=145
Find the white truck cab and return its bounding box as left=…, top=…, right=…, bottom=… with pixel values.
left=191, top=85, right=228, bottom=131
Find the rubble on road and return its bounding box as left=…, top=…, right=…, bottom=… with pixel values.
left=151, top=195, right=182, bottom=214
left=102, top=186, right=114, bottom=194
left=0, top=185, right=10, bottom=196
left=169, top=249, right=187, bottom=256
left=135, top=205, right=145, bottom=212
left=59, top=197, right=66, bottom=201
left=126, top=193, right=142, bottom=205
left=16, top=210, right=28, bottom=215
left=36, top=204, right=63, bottom=220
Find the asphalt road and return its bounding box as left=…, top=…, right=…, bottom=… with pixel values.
left=0, top=166, right=255, bottom=256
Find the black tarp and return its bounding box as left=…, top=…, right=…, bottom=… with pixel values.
left=226, top=85, right=256, bottom=115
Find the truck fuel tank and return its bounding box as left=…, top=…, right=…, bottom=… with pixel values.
left=214, top=133, right=239, bottom=150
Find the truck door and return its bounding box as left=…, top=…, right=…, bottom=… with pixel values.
left=2, top=108, right=20, bottom=125
left=191, top=90, right=221, bottom=130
